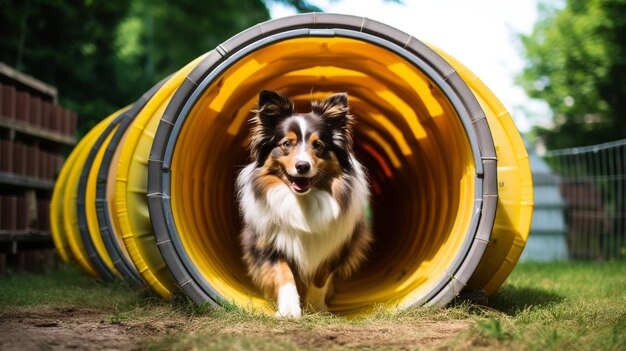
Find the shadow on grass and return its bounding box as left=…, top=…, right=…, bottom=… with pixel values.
left=486, top=285, right=565, bottom=316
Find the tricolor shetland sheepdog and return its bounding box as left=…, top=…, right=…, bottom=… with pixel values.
left=236, top=90, right=372, bottom=318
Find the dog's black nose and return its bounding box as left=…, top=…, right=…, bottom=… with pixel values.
left=295, top=161, right=311, bottom=174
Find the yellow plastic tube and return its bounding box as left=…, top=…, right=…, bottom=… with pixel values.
left=111, top=55, right=207, bottom=297
left=52, top=110, right=127, bottom=278
left=50, top=134, right=83, bottom=264
left=93, top=79, right=176, bottom=287
left=435, top=49, right=533, bottom=294
left=77, top=117, right=126, bottom=281
left=52, top=13, right=533, bottom=316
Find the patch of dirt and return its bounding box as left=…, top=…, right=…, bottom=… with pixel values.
left=0, top=307, right=174, bottom=351
left=0, top=307, right=470, bottom=350
left=220, top=319, right=470, bottom=350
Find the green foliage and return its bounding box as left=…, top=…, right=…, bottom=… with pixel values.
left=0, top=0, right=318, bottom=136
left=269, top=0, right=322, bottom=13
left=115, top=0, right=269, bottom=101
left=519, top=0, right=626, bottom=149
left=0, top=0, right=133, bottom=134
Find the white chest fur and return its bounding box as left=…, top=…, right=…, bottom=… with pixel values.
left=238, top=162, right=368, bottom=279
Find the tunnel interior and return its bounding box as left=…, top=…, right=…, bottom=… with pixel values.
left=168, top=37, right=480, bottom=315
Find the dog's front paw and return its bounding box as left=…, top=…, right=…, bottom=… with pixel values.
left=275, top=302, right=302, bottom=318
left=276, top=283, right=301, bottom=318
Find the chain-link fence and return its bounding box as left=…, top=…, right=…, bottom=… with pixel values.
left=542, top=139, right=626, bottom=260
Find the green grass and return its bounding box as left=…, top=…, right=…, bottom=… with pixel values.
left=0, top=264, right=141, bottom=309
left=473, top=261, right=626, bottom=351
left=1, top=261, right=624, bottom=350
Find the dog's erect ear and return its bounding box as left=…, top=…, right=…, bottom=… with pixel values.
left=313, top=93, right=352, bottom=130
left=320, top=93, right=348, bottom=110
left=313, top=93, right=348, bottom=119
left=256, top=90, right=294, bottom=123
left=312, top=92, right=355, bottom=152
left=249, top=90, right=294, bottom=164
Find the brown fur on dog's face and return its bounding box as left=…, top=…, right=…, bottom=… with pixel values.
left=249, top=90, right=355, bottom=196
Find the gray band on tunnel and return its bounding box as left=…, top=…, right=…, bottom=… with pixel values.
left=77, top=113, right=125, bottom=282
left=95, top=113, right=143, bottom=286
left=94, top=77, right=170, bottom=287
left=147, top=13, right=497, bottom=308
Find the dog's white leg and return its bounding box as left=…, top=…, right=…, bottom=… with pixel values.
left=272, top=261, right=301, bottom=318
left=307, top=272, right=334, bottom=312
left=276, top=282, right=301, bottom=318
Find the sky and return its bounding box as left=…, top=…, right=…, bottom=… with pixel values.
left=268, top=0, right=552, bottom=132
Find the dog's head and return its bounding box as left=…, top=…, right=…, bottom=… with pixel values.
left=248, top=90, right=356, bottom=195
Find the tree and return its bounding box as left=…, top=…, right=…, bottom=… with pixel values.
left=271, top=0, right=321, bottom=12
left=113, top=0, right=271, bottom=122
left=0, top=0, right=132, bottom=133
left=0, top=0, right=318, bottom=135
left=518, top=0, right=626, bottom=149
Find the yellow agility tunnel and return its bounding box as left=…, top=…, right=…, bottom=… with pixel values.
left=51, top=14, right=533, bottom=315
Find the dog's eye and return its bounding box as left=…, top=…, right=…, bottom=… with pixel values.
left=312, top=140, right=324, bottom=151
left=282, top=140, right=293, bottom=149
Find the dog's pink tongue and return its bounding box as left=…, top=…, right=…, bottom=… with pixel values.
left=292, top=177, right=311, bottom=193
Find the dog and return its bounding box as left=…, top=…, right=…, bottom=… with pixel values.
left=236, top=90, right=372, bottom=318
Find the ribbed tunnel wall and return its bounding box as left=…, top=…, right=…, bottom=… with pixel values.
left=51, top=14, right=533, bottom=316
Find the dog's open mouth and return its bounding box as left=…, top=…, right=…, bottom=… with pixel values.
left=288, top=176, right=312, bottom=194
